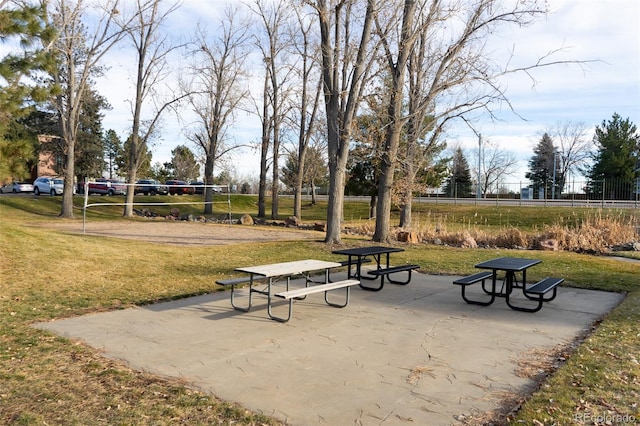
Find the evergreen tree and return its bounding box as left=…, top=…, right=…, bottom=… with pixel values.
left=118, top=135, right=152, bottom=178
left=443, top=148, right=473, bottom=198
left=585, top=113, right=639, bottom=199
left=0, top=1, right=56, bottom=180
left=345, top=142, right=379, bottom=197
left=149, top=162, right=172, bottom=182
left=75, top=88, right=110, bottom=184
left=5, top=108, right=61, bottom=180
left=281, top=151, right=300, bottom=192
left=0, top=1, right=56, bottom=120
left=525, top=133, right=562, bottom=198
left=0, top=117, right=36, bottom=180
left=170, top=145, right=199, bottom=182
left=103, top=130, right=123, bottom=179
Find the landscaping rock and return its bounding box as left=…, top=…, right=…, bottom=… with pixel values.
left=397, top=231, right=419, bottom=244
left=285, top=216, right=300, bottom=227
left=240, top=214, right=254, bottom=225
left=461, top=235, right=478, bottom=248
left=538, top=238, right=559, bottom=251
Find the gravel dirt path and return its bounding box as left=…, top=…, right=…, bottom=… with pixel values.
left=37, top=219, right=324, bottom=246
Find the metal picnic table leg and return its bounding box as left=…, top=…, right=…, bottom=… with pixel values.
left=358, top=253, right=385, bottom=291
left=230, top=276, right=253, bottom=312
left=267, top=277, right=292, bottom=322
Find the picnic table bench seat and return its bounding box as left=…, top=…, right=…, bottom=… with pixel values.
left=507, top=277, right=564, bottom=313
left=216, top=276, right=264, bottom=287
left=452, top=271, right=495, bottom=306
left=273, top=279, right=361, bottom=321
left=525, top=277, right=564, bottom=297
left=452, top=271, right=493, bottom=286
left=274, top=279, right=360, bottom=302
left=366, top=264, right=420, bottom=286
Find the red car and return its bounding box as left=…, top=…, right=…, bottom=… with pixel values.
left=87, top=178, right=127, bottom=196
left=165, top=180, right=195, bottom=195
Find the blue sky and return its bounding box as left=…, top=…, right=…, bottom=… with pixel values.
left=95, top=0, right=639, bottom=182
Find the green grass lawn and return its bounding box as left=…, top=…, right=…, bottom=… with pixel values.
left=1, top=195, right=638, bottom=424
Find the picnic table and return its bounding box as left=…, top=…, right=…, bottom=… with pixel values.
left=332, top=246, right=420, bottom=291
left=217, top=259, right=359, bottom=322
left=453, top=257, right=563, bottom=312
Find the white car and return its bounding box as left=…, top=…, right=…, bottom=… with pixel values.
left=33, top=177, right=66, bottom=196
left=0, top=181, right=34, bottom=193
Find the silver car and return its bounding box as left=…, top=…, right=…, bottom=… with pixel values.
left=33, top=177, right=65, bottom=196
left=0, top=181, right=34, bottom=193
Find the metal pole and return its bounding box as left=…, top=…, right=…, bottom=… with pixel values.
left=477, top=133, right=482, bottom=199
left=552, top=151, right=557, bottom=200
left=82, top=179, right=88, bottom=234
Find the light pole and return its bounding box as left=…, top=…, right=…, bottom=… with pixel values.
left=477, top=133, right=482, bottom=199
left=552, top=150, right=558, bottom=200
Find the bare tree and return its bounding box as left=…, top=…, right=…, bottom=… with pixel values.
left=183, top=8, right=251, bottom=214
left=49, top=0, right=126, bottom=218
left=307, top=0, right=378, bottom=244
left=250, top=0, right=295, bottom=219
left=476, top=138, right=518, bottom=196
left=397, top=2, right=449, bottom=229
left=118, top=0, right=182, bottom=217
left=255, top=55, right=272, bottom=218
left=288, top=4, right=322, bottom=219
left=371, top=0, right=581, bottom=240
left=548, top=120, right=592, bottom=190
left=372, top=0, right=417, bottom=242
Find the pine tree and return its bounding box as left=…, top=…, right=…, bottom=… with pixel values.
left=103, top=130, right=123, bottom=179
left=0, top=1, right=56, bottom=181
left=75, top=88, right=111, bottom=184
left=443, top=147, right=472, bottom=198
left=170, top=145, right=199, bottom=182
left=525, top=133, right=559, bottom=198
left=0, top=1, right=56, bottom=121
left=585, top=113, right=639, bottom=199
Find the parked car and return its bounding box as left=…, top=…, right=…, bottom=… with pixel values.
left=135, top=179, right=168, bottom=195
left=189, top=181, right=223, bottom=195
left=87, top=178, right=127, bottom=196
left=166, top=180, right=195, bottom=195
left=189, top=181, right=204, bottom=194
left=0, top=181, right=34, bottom=193
left=33, top=177, right=67, bottom=196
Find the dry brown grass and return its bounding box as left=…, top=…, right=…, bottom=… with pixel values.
left=350, top=211, right=639, bottom=254
left=537, top=212, right=638, bottom=253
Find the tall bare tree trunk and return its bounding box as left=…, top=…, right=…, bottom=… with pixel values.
left=293, top=159, right=304, bottom=218
left=121, top=0, right=181, bottom=217
left=373, top=0, right=416, bottom=242
left=314, top=0, right=376, bottom=244
left=258, top=64, right=270, bottom=218
left=271, top=130, right=280, bottom=219
left=50, top=0, right=125, bottom=218
left=203, top=154, right=215, bottom=214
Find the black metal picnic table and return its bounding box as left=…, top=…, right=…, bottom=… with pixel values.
left=332, top=246, right=419, bottom=291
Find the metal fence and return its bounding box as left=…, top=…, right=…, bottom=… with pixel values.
left=435, top=178, right=640, bottom=203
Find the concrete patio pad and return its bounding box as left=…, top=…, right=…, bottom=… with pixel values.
left=37, top=273, right=623, bottom=425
